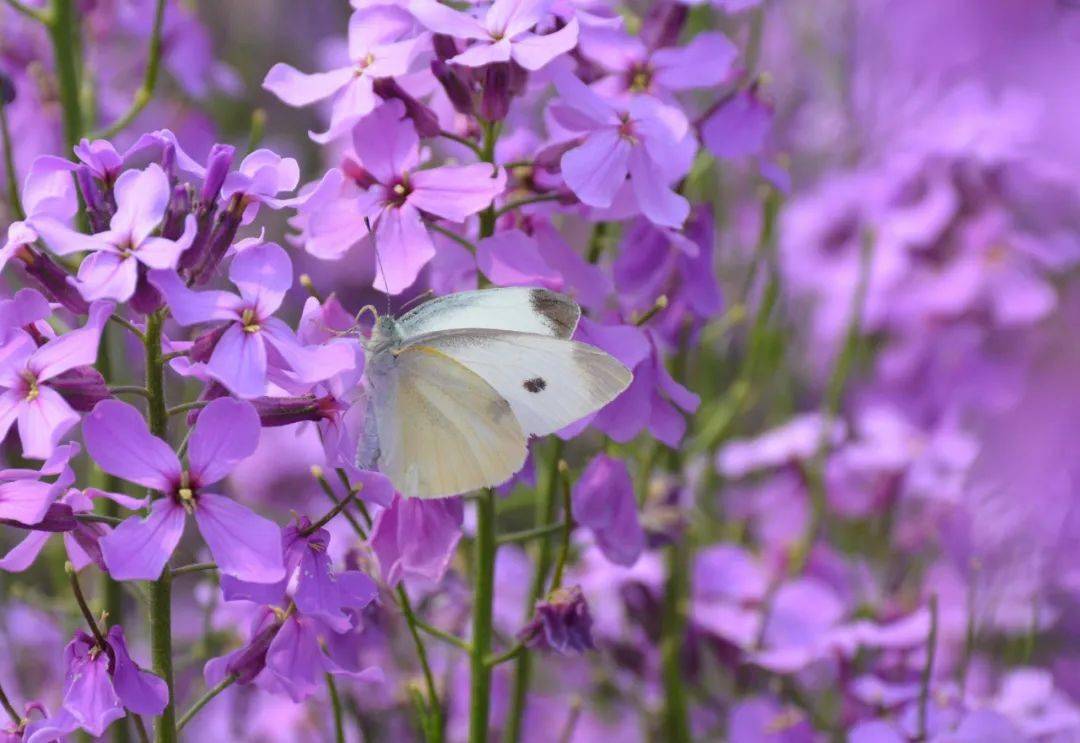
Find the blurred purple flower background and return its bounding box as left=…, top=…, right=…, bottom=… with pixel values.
left=2, top=0, right=1080, bottom=741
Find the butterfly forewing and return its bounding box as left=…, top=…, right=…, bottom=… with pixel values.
left=372, top=343, right=529, bottom=498
left=401, top=329, right=632, bottom=437
left=396, top=287, right=580, bottom=340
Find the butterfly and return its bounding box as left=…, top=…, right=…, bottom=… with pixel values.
left=356, top=287, right=632, bottom=498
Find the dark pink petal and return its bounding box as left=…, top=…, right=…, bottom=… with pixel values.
left=83, top=400, right=181, bottom=490
left=17, top=386, right=79, bottom=460
left=561, top=130, right=631, bottom=208
left=409, top=164, right=507, bottom=221
left=187, top=397, right=261, bottom=485
left=207, top=324, right=268, bottom=399
left=194, top=493, right=285, bottom=583
left=100, top=499, right=186, bottom=581
left=262, top=63, right=354, bottom=107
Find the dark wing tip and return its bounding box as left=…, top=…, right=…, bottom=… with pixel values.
left=529, top=288, right=580, bottom=338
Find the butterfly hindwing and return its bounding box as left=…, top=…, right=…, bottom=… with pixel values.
left=370, top=343, right=529, bottom=499
left=396, top=287, right=580, bottom=340
left=401, top=329, right=632, bottom=437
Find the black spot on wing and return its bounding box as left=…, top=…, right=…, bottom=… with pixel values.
left=529, top=289, right=580, bottom=338
left=523, top=377, right=546, bottom=393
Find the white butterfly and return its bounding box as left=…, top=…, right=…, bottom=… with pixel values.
left=357, top=287, right=632, bottom=499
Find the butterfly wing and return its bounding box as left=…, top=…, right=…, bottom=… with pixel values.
left=396, top=287, right=580, bottom=340
left=367, top=343, right=528, bottom=499
left=402, top=329, right=632, bottom=437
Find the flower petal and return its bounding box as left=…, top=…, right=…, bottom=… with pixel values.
left=0, top=529, right=51, bottom=572
left=17, top=386, right=79, bottom=460
left=187, top=397, right=261, bottom=486
left=262, top=63, right=354, bottom=107
left=628, top=147, right=689, bottom=228
left=560, top=130, right=631, bottom=208
left=228, top=242, right=292, bottom=317
left=77, top=251, right=139, bottom=302
left=100, top=499, right=186, bottom=581
left=409, top=164, right=506, bottom=222
left=111, top=164, right=170, bottom=247
left=30, top=300, right=113, bottom=381
left=107, top=626, right=169, bottom=716
left=351, top=100, right=419, bottom=184
left=194, top=493, right=285, bottom=583
left=371, top=205, right=435, bottom=295
left=148, top=269, right=241, bottom=326
left=83, top=400, right=181, bottom=490
left=510, top=18, right=579, bottom=71
left=207, top=324, right=268, bottom=399
left=408, top=0, right=488, bottom=39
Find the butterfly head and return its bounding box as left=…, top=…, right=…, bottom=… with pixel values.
left=368, top=314, right=404, bottom=354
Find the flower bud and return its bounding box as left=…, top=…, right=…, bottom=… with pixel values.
left=200, top=143, right=236, bottom=206
left=432, top=33, right=459, bottom=60
left=190, top=194, right=244, bottom=285
left=226, top=615, right=282, bottom=683
left=641, top=3, right=688, bottom=50
left=431, top=60, right=474, bottom=116
left=129, top=267, right=164, bottom=315
left=22, top=249, right=89, bottom=315
left=161, top=183, right=193, bottom=241
left=48, top=366, right=110, bottom=411
left=373, top=78, right=440, bottom=138
left=74, top=165, right=112, bottom=233
left=518, top=585, right=596, bottom=655
left=0, top=74, right=15, bottom=105
left=481, top=63, right=511, bottom=121
left=251, top=395, right=343, bottom=427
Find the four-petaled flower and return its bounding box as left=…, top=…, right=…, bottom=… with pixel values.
left=88, top=397, right=285, bottom=583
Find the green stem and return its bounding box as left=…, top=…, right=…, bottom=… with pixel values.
left=548, top=463, right=572, bottom=591
left=144, top=311, right=176, bottom=743
left=468, top=489, right=497, bottom=743
left=427, top=221, right=480, bottom=254
left=412, top=616, right=471, bottom=653
left=493, top=193, right=562, bottom=219
left=90, top=0, right=165, bottom=139
left=496, top=521, right=564, bottom=545
left=503, top=442, right=562, bottom=743
left=46, top=0, right=84, bottom=151
left=175, top=675, right=236, bottom=732
left=170, top=562, right=217, bottom=577
left=660, top=540, right=691, bottom=743
left=2, top=0, right=49, bottom=24
left=326, top=674, right=346, bottom=743
left=397, top=585, right=445, bottom=742
left=918, top=595, right=939, bottom=740
left=0, top=102, right=24, bottom=220
left=0, top=680, right=20, bottom=726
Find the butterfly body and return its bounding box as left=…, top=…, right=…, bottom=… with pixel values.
left=358, top=288, right=632, bottom=499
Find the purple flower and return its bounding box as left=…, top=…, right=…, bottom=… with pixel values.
left=580, top=27, right=736, bottom=98
left=369, top=493, right=463, bottom=587
left=0, top=483, right=145, bottom=573
left=572, top=454, right=645, bottom=567
left=263, top=5, right=427, bottom=143
left=297, top=101, right=506, bottom=293
left=518, top=585, right=596, bottom=655
left=550, top=70, right=692, bottom=228
left=40, top=625, right=167, bottom=739
left=0, top=300, right=113, bottom=459
left=219, top=148, right=301, bottom=223
left=0, top=156, right=78, bottom=274
left=701, top=87, right=774, bottom=160
left=221, top=517, right=378, bottom=633
left=567, top=318, right=700, bottom=446
left=0, top=443, right=78, bottom=527
left=409, top=0, right=579, bottom=70
left=150, top=243, right=355, bottom=398
left=476, top=228, right=563, bottom=289
left=88, top=397, right=285, bottom=582
left=34, top=164, right=196, bottom=302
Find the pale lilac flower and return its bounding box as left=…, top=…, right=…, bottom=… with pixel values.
left=297, top=101, right=505, bottom=293
left=580, top=27, right=736, bottom=98
left=219, top=149, right=301, bottom=224
left=88, top=398, right=285, bottom=582
left=572, top=454, right=645, bottom=567
left=34, top=164, right=196, bottom=301
left=0, top=156, right=78, bottom=274
left=369, top=493, right=463, bottom=587
left=718, top=413, right=847, bottom=479
left=550, top=71, right=692, bottom=228
left=263, top=5, right=427, bottom=143
left=0, top=301, right=113, bottom=459
left=701, top=88, right=774, bottom=160
left=409, top=0, right=579, bottom=70
left=150, top=243, right=355, bottom=398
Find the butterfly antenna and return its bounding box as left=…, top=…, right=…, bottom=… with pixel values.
left=400, top=289, right=435, bottom=311
left=365, top=217, right=392, bottom=316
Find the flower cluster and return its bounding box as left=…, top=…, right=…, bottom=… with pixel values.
left=0, top=0, right=1078, bottom=741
